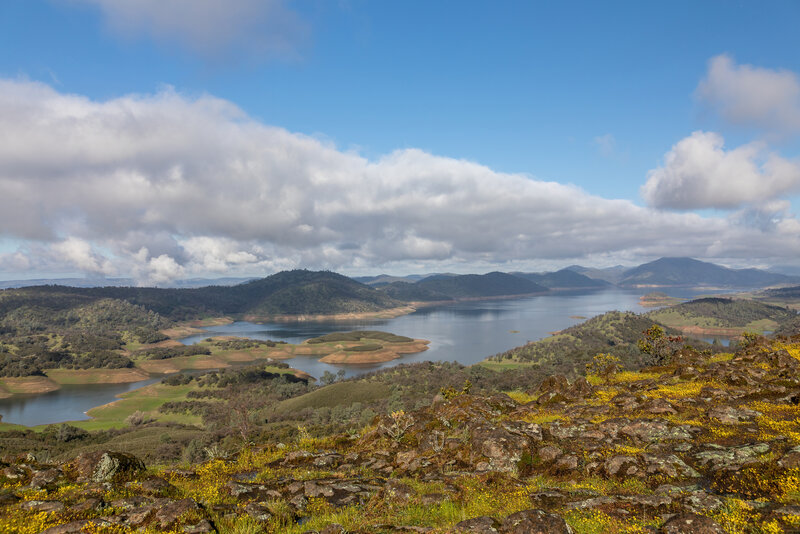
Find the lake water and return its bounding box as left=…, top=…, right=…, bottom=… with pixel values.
left=0, top=287, right=729, bottom=426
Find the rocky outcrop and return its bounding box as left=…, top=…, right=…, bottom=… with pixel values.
left=4, top=337, right=800, bottom=532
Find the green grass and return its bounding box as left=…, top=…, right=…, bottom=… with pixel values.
left=75, top=383, right=202, bottom=430
left=479, top=360, right=538, bottom=371
left=271, top=381, right=391, bottom=415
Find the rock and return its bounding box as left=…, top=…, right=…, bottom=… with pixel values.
left=385, top=480, right=415, bottom=502
left=28, top=468, right=63, bottom=489
left=243, top=502, right=272, bottom=522
left=320, top=525, right=346, bottom=534
left=500, top=509, right=573, bottom=533
left=568, top=377, right=594, bottom=398
left=0, top=490, right=20, bottom=506
left=70, top=497, right=104, bottom=513
left=643, top=454, right=701, bottom=480
left=707, top=405, right=759, bottom=424
left=537, top=445, right=562, bottom=463
left=644, top=398, right=677, bottom=415
left=619, top=419, right=696, bottom=443
left=554, top=455, right=579, bottom=474
left=40, top=521, right=91, bottom=534
left=73, top=451, right=145, bottom=482
left=22, top=500, right=65, bottom=512
left=154, top=498, right=201, bottom=528
left=779, top=446, right=800, bottom=468
left=659, top=513, right=726, bottom=533
left=603, top=455, right=638, bottom=478
left=529, top=490, right=567, bottom=507
left=454, top=516, right=501, bottom=533
left=537, top=375, right=570, bottom=396
left=184, top=519, right=216, bottom=533
left=693, top=442, right=770, bottom=471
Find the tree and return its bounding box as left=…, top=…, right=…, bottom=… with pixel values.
left=586, top=353, right=622, bottom=383
left=637, top=325, right=682, bottom=365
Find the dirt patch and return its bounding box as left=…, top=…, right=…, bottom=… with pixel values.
left=675, top=325, right=742, bottom=337
left=222, top=351, right=255, bottom=362
left=388, top=340, right=430, bottom=354
left=0, top=376, right=60, bottom=395
left=46, top=368, right=151, bottom=385
left=320, top=349, right=401, bottom=364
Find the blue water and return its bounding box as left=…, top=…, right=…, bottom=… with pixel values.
left=0, top=287, right=731, bottom=425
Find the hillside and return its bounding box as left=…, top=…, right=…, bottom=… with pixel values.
left=0, top=270, right=402, bottom=322
left=564, top=264, right=628, bottom=284
left=514, top=268, right=609, bottom=289
left=488, top=311, right=697, bottom=373
left=3, top=335, right=800, bottom=532
left=646, top=297, right=798, bottom=335
left=619, top=257, right=798, bottom=288
left=402, top=272, right=547, bottom=300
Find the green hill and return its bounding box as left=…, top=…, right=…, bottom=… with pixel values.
left=487, top=311, right=691, bottom=372
left=619, top=257, right=797, bottom=288
left=0, top=270, right=401, bottom=321
left=408, top=272, right=547, bottom=300
left=645, top=297, right=797, bottom=333
left=513, top=268, right=609, bottom=289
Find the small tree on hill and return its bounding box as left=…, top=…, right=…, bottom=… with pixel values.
left=586, top=353, right=622, bottom=383
left=637, top=325, right=683, bottom=365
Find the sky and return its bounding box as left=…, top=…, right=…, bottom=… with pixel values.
left=2, top=0, right=800, bottom=283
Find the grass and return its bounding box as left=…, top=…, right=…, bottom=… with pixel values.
left=271, top=381, right=391, bottom=415
left=76, top=383, right=202, bottom=430
left=479, top=360, right=538, bottom=371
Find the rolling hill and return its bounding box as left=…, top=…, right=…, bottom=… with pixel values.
left=0, top=270, right=403, bottom=322
left=395, top=271, right=548, bottom=300
left=618, top=257, right=798, bottom=288
left=513, top=268, right=609, bottom=289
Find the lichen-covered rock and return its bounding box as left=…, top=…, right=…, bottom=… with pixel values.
left=659, top=513, right=726, bottom=533
left=73, top=451, right=145, bottom=482
left=501, top=509, right=573, bottom=533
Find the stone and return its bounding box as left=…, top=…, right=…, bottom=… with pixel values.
left=154, top=498, right=201, bottom=528
left=659, top=513, right=726, bottom=533
left=537, top=445, right=562, bottom=462
left=454, top=516, right=501, bottom=533
left=29, top=468, right=62, bottom=489
left=184, top=519, right=216, bottom=533
left=40, top=521, right=91, bottom=534
left=22, top=500, right=65, bottom=512
left=500, top=509, right=573, bottom=533
left=73, top=451, right=145, bottom=483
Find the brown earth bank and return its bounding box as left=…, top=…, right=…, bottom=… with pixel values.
left=0, top=376, right=59, bottom=397
left=5, top=336, right=800, bottom=532
left=673, top=325, right=744, bottom=337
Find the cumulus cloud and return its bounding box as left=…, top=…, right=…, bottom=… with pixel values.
left=641, top=131, right=800, bottom=210
left=75, top=0, right=308, bottom=60
left=3, top=80, right=800, bottom=281
left=697, top=54, right=800, bottom=135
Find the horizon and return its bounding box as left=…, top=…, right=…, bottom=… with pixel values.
left=2, top=2, right=800, bottom=283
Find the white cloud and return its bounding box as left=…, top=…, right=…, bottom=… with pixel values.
left=641, top=131, right=800, bottom=210
left=696, top=54, right=800, bottom=135
left=3, top=80, right=800, bottom=281
left=50, top=238, right=116, bottom=275
left=74, top=0, right=308, bottom=60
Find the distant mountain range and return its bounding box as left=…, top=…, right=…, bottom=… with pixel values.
left=2, top=258, right=797, bottom=307
left=614, top=257, right=799, bottom=288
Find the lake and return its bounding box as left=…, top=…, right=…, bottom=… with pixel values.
left=0, top=286, right=725, bottom=425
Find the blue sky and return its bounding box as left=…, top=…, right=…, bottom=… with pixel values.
left=2, top=1, right=800, bottom=282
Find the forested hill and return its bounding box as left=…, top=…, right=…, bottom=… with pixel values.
left=0, top=270, right=402, bottom=321
left=618, top=257, right=798, bottom=288
left=513, top=268, right=609, bottom=289
left=380, top=271, right=548, bottom=301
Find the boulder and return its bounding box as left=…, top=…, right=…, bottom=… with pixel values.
left=73, top=451, right=145, bottom=482
left=500, top=509, right=573, bottom=533
left=659, top=513, right=726, bottom=533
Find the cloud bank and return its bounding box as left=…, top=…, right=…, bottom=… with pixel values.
left=2, top=80, right=800, bottom=282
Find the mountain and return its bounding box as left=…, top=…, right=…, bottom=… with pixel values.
left=513, top=268, right=609, bottom=289
left=405, top=271, right=547, bottom=299
left=0, top=270, right=402, bottom=321
left=0, top=276, right=256, bottom=290
left=352, top=274, right=428, bottom=287
left=618, top=257, right=799, bottom=288
left=564, top=264, right=628, bottom=284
